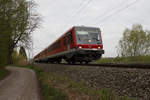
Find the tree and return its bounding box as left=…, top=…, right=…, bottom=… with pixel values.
left=0, top=0, right=40, bottom=64
left=19, top=47, right=27, bottom=60
left=118, top=24, right=150, bottom=57
left=0, top=0, right=12, bottom=66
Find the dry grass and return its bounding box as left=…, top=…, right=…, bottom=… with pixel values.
left=44, top=72, right=134, bottom=100
left=14, top=59, right=28, bottom=66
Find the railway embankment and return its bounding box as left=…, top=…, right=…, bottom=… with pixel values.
left=37, top=63, right=150, bottom=100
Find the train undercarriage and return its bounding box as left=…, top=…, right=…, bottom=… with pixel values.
left=35, top=49, right=104, bottom=64
left=64, top=49, right=104, bottom=64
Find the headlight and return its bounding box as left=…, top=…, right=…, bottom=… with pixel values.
left=98, top=46, right=101, bottom=49
left=88, top=40, right=91, bottom=42
left=79, top=46, right=82, bottom=49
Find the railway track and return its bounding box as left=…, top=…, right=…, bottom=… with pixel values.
left=51, top=63, right=150, bottom=69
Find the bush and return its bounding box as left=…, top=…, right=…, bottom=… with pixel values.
left=97, top=56, right=150, bottom=63
left=0, top=67, right=9, bottom=80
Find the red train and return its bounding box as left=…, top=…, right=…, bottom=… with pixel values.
left=34, top=26, right=104, bottom=64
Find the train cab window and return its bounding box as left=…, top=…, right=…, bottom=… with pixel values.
left=75, top=28, right=101, bottom=44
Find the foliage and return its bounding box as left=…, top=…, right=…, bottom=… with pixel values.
left=97, top=56, right=150, bottom=64
left=0, top=0, right=10, bottom=66
left=0, top=38, right=9, bottom=66
left=0, top=67, right=9, bottom=81
left=12, top=48, right=24, bottom=64
left=0, top=0, right=40, bottom=64
left=118, top=24, right=150, bottom=57
left=19, top=47, right=27, bottom=59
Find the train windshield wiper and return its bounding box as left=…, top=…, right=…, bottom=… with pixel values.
left=92, top=37, right=100, bottom=41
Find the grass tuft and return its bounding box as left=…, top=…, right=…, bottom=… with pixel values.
left=0, top=67, right=9, bottom=81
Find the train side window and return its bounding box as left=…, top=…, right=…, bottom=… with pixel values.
left=68, top=32, right=73, bottom=44
left=68, top=34, right=71, bottom=44
left=58, top=40, right=61, bottom=48
left=55, top=42, right=58, bottom=50
left=70, top=33, right=73, bottom=43
left=63, top=37, right=66, bottom=45
left=55, top=40, right=61, bottom=49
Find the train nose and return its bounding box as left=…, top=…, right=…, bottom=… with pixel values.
left=88, top=45, right=92, bottom=48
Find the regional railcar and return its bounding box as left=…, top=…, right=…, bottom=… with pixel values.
left=34, top=26, right=104, bottom=64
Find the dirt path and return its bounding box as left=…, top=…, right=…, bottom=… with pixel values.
left=0, top=66, right=41, bottom=100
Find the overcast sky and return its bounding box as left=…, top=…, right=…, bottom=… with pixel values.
left=32, top=0, right=150, bottom=58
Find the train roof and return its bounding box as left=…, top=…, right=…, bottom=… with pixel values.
left=74, top=26, right=100, bottom=29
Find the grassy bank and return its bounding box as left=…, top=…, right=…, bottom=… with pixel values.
left=17, top=64, right=136, bottom=100
left=0, top=67, right=9, bottom=81
left=41, top=71, right=134, bottom=100
left=97, top=56, right=150, bottom=64
left=17, top=64, right=68, bottom=100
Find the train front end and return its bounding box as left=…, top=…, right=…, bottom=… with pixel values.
left=73, top=26, right=104, bottom=63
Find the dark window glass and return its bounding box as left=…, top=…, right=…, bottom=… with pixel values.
left=63, top=37, right=66, bottom=45
left=71, top=33, right=73, bottom=42
left=58, top=40, right=61, bottom=48
left=75, top=28, right=101, bottom=44
left=48, top=40, right=61, bottom=52
left=68, top=32, right=73, bottom=44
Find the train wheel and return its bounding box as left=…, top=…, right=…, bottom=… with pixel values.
left=85, top=61, right=89, bottom=64
left=57, top=59, right=61, bottom=64
left=72, top=61, right=76, bottom=64
left=80, top=62, right=83, bottom=64
left=67, top=61, right=71, bottom=64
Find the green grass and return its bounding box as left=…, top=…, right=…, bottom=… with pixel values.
left=16, top=65, right=68, bottom=100
left=97, top=56, right=150, bottom=64
left=42, top=71, right=135, bottom=100
left=0, top=67, right=9, bottom=81
left=16, top=64, right=136, bottom=100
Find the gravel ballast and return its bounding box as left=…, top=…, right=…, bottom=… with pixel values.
left=37, top=64, right=150, bottom=100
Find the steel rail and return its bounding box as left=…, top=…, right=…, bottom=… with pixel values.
left=47, top=63, right=150, bottom=69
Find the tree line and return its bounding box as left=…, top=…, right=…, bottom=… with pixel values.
left=118, top=24, right=150, bottom=57
left=0, top=0, right=40, bottom=66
